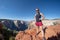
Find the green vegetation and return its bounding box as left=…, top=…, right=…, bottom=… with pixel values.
left=0, top=25, right=18, bottom=40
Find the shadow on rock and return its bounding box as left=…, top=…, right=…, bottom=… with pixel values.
left=47, top=33, right=60, bottom=40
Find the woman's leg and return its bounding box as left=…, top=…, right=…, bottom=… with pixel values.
left=39, top=26, right=46, bottom=40
left=35, top=26, right=39, bottom=33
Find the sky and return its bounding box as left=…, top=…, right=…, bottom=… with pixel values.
left=0, top=0, right=60, bottom=21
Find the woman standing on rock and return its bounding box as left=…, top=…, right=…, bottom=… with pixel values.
left=34, top=8, right=46, bottom=40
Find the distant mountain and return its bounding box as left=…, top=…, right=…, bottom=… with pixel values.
left=52, top=18, right=60, bottom=20
left=0, top=18, right=60, bottom=31
left=28, top=18, right=60, bottom=29
left=44, top=18, right=60, bottom=20
left=0, top=19, right=28, bottom=31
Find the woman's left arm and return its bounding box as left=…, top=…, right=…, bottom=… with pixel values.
left=40, top=13, right=45, bottom=20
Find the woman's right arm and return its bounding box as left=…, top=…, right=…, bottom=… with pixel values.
left=34, top=14, right=36, bottom=22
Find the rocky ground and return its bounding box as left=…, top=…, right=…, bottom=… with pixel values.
left=15, top=24, right=60, bottom=40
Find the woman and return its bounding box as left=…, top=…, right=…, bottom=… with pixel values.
left=34, top=8, right=45, bottom=40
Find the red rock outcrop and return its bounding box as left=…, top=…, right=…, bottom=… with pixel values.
left=15, top=25, right=60, bottom=40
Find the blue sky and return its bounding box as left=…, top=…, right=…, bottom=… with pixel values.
left=0, top=0, right=60, bottom=21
